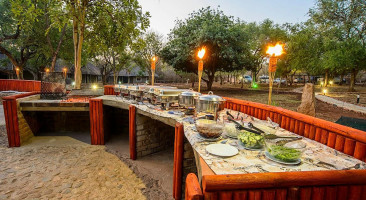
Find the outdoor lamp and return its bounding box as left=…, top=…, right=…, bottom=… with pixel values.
left=197, top=47, right=206, bottom=93
left=266, top=43, right=284, bottom=105
left=15, top=67, right=20, bottom=79
left=92, top=84, right=98, bottom=90
left=63, top=67, right=67, bottom=78
left=323, top=89, right=327, bottom=95
left=151, top=56, right=158, bottom=86
left=329, top=81, right=333, bottom=86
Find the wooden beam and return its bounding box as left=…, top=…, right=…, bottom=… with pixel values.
left=21, top=107, right=89, bottom=112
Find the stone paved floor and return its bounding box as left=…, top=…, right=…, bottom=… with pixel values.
left=0, top=135, right=147, bottom=200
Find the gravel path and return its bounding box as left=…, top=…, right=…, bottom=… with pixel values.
left=0, top=131, right=147, bottom=200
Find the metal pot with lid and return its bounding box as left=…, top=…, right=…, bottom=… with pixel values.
left=196, top=91, right=225, bottom=118
left=178, top=89, right=201, bottom=108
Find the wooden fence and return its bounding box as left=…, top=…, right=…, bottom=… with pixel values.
left=0, top=79, right=41, bottom=92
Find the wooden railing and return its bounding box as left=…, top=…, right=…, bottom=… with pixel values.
left=0, top=79, right=41, bottom=92
left=104, top=85, right=117, bottom=95
left=2, top=92, right=39, bottom=147
left=224, top=97, right=366, bottom=161
left=185, top=97, right=366, bottom=200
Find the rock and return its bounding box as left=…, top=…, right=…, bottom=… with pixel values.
left=34, top=183, right=43, bottom=189
left=0, top=194, right=8, bottom=200
left=62, top=189, right=71, bottom=194
left=73, top=182, right=83, bottom=188
left=62, top=183, right=72, bottom=189
left=297, top=83, right=316, bottom=116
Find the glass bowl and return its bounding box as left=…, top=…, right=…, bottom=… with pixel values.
left=195, top=119, right=223, bottom=138
left=264, top=138, right=303, bottom=163
left=223, top=123, right=240, bottom=138
left=237, top=130, right=264, bottom=149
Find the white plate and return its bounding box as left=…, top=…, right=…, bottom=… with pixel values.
left=206, top=144, right=239, bottom=157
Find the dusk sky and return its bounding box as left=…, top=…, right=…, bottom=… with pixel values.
left=139, top=0, right=316, bottom=37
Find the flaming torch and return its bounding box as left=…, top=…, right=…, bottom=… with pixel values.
left=151, top=56, right=158, bottom=86
left=197, top=47, right=206, bottom=93
left=63, top=67, right=68, bottom=79
left=45, top=67, right=50, bottom=74
left=266, top=43, right=284, bottom=105
left=15, top=67, right=20, bottom=79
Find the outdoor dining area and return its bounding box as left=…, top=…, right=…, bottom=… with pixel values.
left=1, top=44, right=366, bottom=200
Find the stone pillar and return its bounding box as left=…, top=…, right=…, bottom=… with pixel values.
left=297, top=83, right=316, bottom=116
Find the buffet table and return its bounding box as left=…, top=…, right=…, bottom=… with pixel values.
left=92, top=94, right=366, bottom=200
left=185, top=109, right=366, bottom=175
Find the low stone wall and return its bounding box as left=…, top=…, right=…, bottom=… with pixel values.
left=135, top=113, right=175, bottom=158
left=182, top=137, right=197, bottom=198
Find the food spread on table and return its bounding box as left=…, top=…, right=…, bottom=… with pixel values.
left=105, top=86, right=366, bottom=175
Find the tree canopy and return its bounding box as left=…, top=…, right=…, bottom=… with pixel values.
left=160, top=7, right=250, bottom=90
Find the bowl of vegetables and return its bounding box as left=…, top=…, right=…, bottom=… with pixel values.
left=264, top=139, right=303, bottom=164
left=237, top=130, right=264, bottom=150
left=223, top=123, right=240, bottom=138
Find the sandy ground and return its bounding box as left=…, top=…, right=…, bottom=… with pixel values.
left=0, top=126, right=173, bottom=200
left=0, top=133, right=147, bottom=199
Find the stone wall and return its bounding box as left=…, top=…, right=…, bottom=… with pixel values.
left=135, top=113, right=175, bottom=158
left=182, top=137, right=197, bottom=199
left=17, top=104, right=34, bottom=144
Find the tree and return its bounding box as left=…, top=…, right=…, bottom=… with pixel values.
left=133, top=31, right=164, bottom=84
left=240, top=19, right=287, bottom=87
left=309, top=0, right=366, bottom=91
left=0, top=0, right=42, bottom=79
left=160, top=7, right=250, bottom=91
left=86, top=0, right=149, bottom=85
left=63, top=0, right=149, bottom=89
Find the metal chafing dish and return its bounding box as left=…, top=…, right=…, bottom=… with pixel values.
left=143, top=86, right=164, bottom=103
left=128, top=85, right=144, bottom=100
left=178, top=89, right=201, bottom=108
left=114, top=84, right=129, bottom=96
left=196, top=91, right=226, bottom=119
left=156, top=88, right=187, bottom=110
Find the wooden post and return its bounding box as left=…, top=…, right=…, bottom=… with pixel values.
left=129, top=105, right=137, bottom=160
left=3, top=98, right=20, bottom=147
left=89, top=99, right=104, bottom=145
left=173, top=122, right=184, bottom=200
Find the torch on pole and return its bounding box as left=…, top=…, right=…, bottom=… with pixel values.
left=266, top=43, right=284, bottom=105
left=197, top=47, right=206, bottom=93
left=15, top=67, right=20, bottom=80
left=151, top=56, right=157, bottom=86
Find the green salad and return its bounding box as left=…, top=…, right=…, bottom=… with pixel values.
left=267, top=145, right=301, bottom=162
left=238, top=130, right=264, bottom=149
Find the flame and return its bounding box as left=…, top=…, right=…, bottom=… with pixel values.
left=16, top=67, right=20, bottom=71
left=197, top=47, right=206, bottom=59
left=151, top=56, right=157, bottom=62
left=266, top=43, right=284, bottom=57
left=45, top=68, right=50, bottom=72
left=63, top=67, right=67, bottom=72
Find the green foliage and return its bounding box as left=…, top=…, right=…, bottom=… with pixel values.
left=132, top=31, right=163, bottom=73
left=160, top=7, right=250, bottom=90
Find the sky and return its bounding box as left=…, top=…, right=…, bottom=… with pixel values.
left=138, top=0, right=316, bottom=37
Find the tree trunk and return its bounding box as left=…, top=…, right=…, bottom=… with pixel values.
left=340, top=73, right=344, bottom=85
left=50, top=24, right=67, bottom=71
left=349, top=68, right=357, bottom=92
left=219, top=74, right=223, bottom=85
left=324, top=70, right=329, bottom=87
left=251, top=71, right=256, bottom=88
left=72, top=1, right=86, bottom=90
